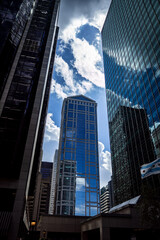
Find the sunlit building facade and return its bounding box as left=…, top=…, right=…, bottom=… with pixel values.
left=55, top=95, right=100, bottom=216
left=100, top=185, right=110, bottom=213
left=102, top=0, right=160, bottom=205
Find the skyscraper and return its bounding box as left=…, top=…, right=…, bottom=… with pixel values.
left=0, top=0, right=60, bottom=239
left=39, top=162, right=53, bottom=217
left=101, top=0, right=160, bottom=205
left=100, top=185, right=110, bottom=213
left=0, top=0, right=35, bottom=98
left=49, top=149, right=59, bottom=215
left=55, top=95, right=100, bottom=216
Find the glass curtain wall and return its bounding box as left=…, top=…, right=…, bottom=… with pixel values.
left=102, top=0, right=160, bottom=205
left=55, top=95, right=100, bottom=216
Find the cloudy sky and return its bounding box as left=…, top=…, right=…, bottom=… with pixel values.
left=42, top=0, right=112, bottom=188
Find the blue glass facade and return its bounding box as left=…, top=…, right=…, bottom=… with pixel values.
left=102, top=0, right=160, bottom=205
left=55, top=95, right=100, bottom=216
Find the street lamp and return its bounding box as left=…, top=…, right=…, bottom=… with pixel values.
left=31, top=221, right=36, bottom=227
left=30, top=220, right=36, bottom=239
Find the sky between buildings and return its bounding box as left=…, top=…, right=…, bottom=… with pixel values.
left=42, top=0, right=112, bottom=188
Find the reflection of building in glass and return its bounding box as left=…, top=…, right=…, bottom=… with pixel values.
left=151, top=123, right=160, bottom=159
left=0, top=0, right=60, bottom=239
left=102, top=0, right=160, bottom=205
left=110, top=106, right=155, bottom=205
left=49, top=149, right=59, bottom=214
left=55, top=95, right=100, bottom=216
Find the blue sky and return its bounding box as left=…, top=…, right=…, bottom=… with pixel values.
left=42, top=0, right=112, bottom=188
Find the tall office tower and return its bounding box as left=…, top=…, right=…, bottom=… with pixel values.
left=49, top=149, right=58, bottom=214
left=39, top=162, right=53, bottom=217
left=100, top=185, right=110, bottom=213
left=101, top=0, right=160, bottom=205
left=0, top=0, right=60, bottom=239
left=55, top=95, right=100, bottom=216
left=108, top=179, right=114, bottom=209
left=0, top=0, right=35, bottom=97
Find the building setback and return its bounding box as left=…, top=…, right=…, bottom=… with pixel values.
left=55, top=95, right=100, bottom=216
left=101, top=0, right=160, bottom=205
left=0, top=0, right=60, bottom=239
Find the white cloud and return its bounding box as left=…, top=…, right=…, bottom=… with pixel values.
left=59, top=17, right=88, bottom=43
left=44, top=113, right=60, bottom=142
left=51, top=53, right=94, bottom=98
left=55, top=55, right=75, bottom=90
left=88, top=11, right=107, bottom=31
left=58, top=0, right=111, bottom=32
left=58, top=14, right=105, bottom=90
left=71, top=37, right=105, bottom=88
left=75, top=204, right=85, bottom=215
left=50, top=78, right=68, bottom=99
left=98, top=141, right=112, bottom=188
left=76, top=177, right=85, bottom=191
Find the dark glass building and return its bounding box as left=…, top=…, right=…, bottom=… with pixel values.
left=39, top=162, right=53, bottom=217
left=55, top=95, right=100, bottom=216
left=0, top=0, right=60, bottom=239
left=41, top=162, right=53, bottom=180
left=101, top=0, right=160, bottom=205
left=0, top=0, right=35, bottom=97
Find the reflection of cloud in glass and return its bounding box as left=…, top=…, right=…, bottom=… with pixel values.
left=106, top=89, right=131, bottom=106
left=132, top=104, right=144, bottom=109
left=76, top=177, right=85, bottom=191
left=75, top=204, right=85, bottom=215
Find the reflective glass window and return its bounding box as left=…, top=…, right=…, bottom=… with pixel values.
left=90, top=192, right=97, bottom=202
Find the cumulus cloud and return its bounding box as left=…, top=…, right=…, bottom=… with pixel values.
left=52, top=0, right=110, bottom=97
left=60, top=17, right=88, bottom=43
left=98, top=141, right=112, bottom=188
left=55, top=55, right=75, bottom=90
left=76, top=177, right=85, bottom=191
left=54, top=25, right=105, bottom=93
left=51, top=52, right=94, bottom=98
left=71, top=37, right=105, bottom=88
left=59, top=0, right=111, bottom=31
left=75, top=204, right=85, bottom=215
left=50, top=78, right=68, bottom=99
left=44, top=113, right=60, bottom=142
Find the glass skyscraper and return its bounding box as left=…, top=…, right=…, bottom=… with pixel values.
left=55, top=95, right=100, bottom=216
left=0, top=0, right=35, bottom=97
left=49, top=149, right=59, bottom=214
left=101, top=0, right=160, bottom=205
left=0, top=0, right=60, bottom=239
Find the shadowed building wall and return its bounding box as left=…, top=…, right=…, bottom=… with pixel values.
left=0, top=0, right=60, bottom=239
